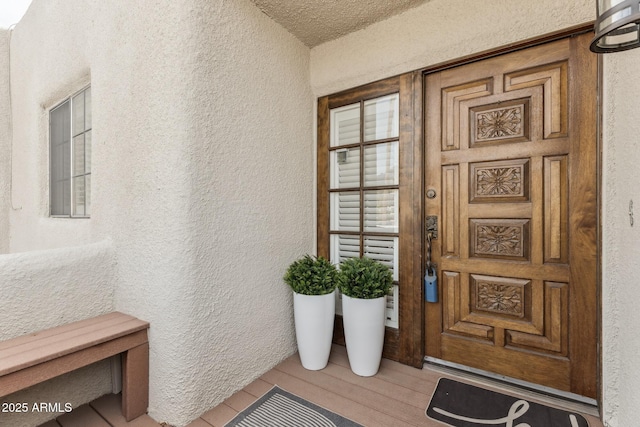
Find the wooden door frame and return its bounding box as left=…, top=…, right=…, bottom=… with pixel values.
left=412, top=22, right=602, bottom=407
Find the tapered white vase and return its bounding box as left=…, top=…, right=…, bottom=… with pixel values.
left=342, top=294, right=386, bottom=376
left=293, top=290, right=335, bottom=370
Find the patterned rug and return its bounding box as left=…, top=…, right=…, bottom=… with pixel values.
left=225, top=386, right=363, bottom=427
left=426, top=378, right=589, bottom=427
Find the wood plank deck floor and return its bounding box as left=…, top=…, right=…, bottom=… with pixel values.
left=38, top=344, right=603, bottom=427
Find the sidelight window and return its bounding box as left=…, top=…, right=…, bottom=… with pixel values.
left=328, top=93, right=400, bottom=328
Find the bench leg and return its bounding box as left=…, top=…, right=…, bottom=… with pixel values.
left=121, top=343, right=149, bottom=421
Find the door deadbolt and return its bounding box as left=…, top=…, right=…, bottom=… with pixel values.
left=426, top=189, right=437, bottom=199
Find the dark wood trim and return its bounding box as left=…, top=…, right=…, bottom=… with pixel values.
left=317, top=96, right=330, bottom=259
left=359, top=102, right=365, bottom=256
left=329, top=232, right=401, bottom=240
left=328, top=77, right=401, bottom=110
left=327, top=137, right=400, bottom=152
left=329, top=185, right=400, bottom=193
left=423, top=71, right=443, bottom=360
left=596, top=50, right=604, bottom=412
left=567, top=32, right=598, bottom=399
left=398, top=71, right=424, bottom=367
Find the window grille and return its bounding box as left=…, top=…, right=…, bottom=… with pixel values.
left=329, top=93, right=400, bottom=328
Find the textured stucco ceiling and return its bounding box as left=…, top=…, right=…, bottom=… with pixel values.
left=250, top=0, right=430, bottom=47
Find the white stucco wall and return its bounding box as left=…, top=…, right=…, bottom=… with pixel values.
left=6, top=1, right=313, bottom=426
left=0, top=240, right=116, bottom=338
left=601, top=52, right=640, bottom=427
left=101, top=0, right=313, bottom=424
left=0, top=30, right=10, bottom=254
left=169, top=0, right=313, bottom=422
left=8, top=0, right=93, bottom=252
left=0, top=239, right=116, bottom=427
left=309, top=1, right=635, bottom=427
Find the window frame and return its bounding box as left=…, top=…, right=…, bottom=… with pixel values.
left=317, top=73, right=423, bottom=366
left=49, top=85, right=92, bottom=218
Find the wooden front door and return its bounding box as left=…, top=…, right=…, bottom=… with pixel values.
left=424, top=33, right=598, bottom=398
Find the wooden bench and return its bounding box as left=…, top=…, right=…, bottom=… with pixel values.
left=0, top=312, right=150, bottom=421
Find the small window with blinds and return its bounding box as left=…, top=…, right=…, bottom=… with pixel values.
left=50, top=86, right=91, bottom=217
left=328, top=93, right=400, bottom=328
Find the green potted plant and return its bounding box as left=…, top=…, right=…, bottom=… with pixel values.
left=337, top=256, right=393, bottom=376
left=284, top=254, right=338, bottom=370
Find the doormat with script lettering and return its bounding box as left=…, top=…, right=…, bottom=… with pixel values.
left=426, top=378, right=589, bottom=427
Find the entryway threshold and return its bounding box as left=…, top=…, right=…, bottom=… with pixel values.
left=423, top=357, right=599, bottom=418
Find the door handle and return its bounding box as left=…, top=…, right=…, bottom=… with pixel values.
left=426, top=215, right=438, bottom=240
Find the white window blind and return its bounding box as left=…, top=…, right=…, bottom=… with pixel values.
left=330, top=192, right=360, bottom=232
left=364, top=190, right=398, bottom=233
left=330, top=103, right=360, bottom=147
left=331, top=235, right=361, bottom=265
left=364, top=141, right=398, bottom=187
left=364, top=94, right=399, bottom=142
left=330, top=147, right=360, bottom=189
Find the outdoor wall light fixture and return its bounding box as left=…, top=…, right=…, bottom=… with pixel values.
left=591, top=0, right=640, bottom=52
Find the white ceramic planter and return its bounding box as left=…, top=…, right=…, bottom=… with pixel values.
left=293, top=290, right=336, bottom=370
left=342, top=294, right=386, bottom=377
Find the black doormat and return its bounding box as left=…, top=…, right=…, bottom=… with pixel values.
left=426, top=378, right=589, bottom=427
left=225, top=385, right=364, bottom=427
